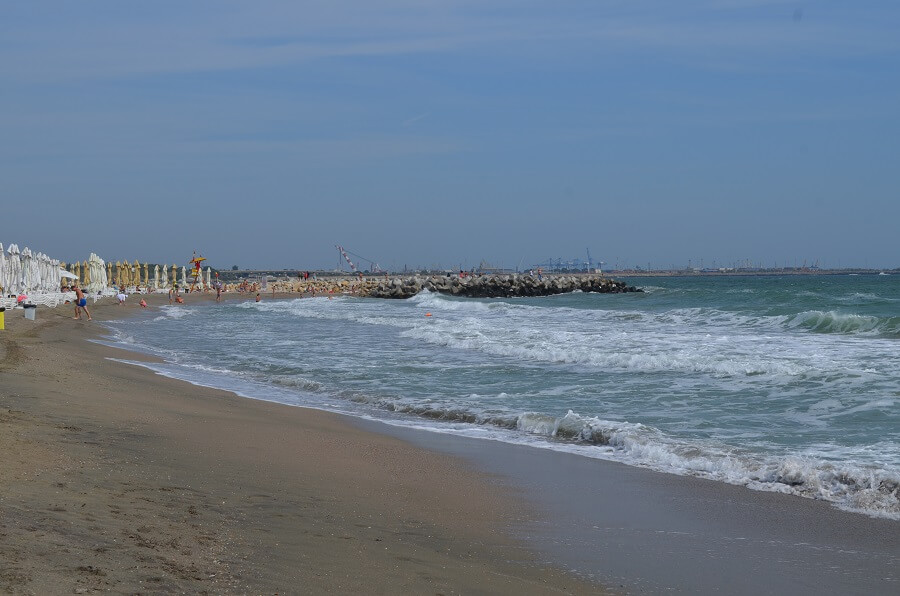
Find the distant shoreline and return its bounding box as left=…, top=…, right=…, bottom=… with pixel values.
left=218, top=268, right=896, bottom=282
left=612, top=268, right=894, bottom=278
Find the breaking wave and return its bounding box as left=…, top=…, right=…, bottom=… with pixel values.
left=785, top=310, right=900, bottom=337
left=327, top=393, right=900, bottom=519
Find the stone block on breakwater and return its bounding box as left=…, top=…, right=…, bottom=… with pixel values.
left=360, top=274, right=641, bottom=299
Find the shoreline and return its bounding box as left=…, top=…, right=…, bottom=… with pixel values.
left=3, top=293, right=899, bottom=593
left=0, top=294, right=602, bottom=594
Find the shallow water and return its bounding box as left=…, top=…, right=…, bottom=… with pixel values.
left=102, top=274, right=900, bottom=519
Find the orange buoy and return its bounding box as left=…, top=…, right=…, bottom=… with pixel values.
left=425, top=312, right=432, bottom=317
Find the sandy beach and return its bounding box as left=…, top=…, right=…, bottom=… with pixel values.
left=3, top=290, right=899, bottom=594
left=0, top=293, right=601, bottom=594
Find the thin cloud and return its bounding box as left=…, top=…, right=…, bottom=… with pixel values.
left=402, top=113, right=429, bottom=127
left=3, top=3, right=898, bottom=83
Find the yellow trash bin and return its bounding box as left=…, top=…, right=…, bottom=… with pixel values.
left=0, top=307, right=5, bottom=330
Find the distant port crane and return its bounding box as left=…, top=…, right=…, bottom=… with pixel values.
left=336, top=245, right=383, bottom=273
left=530, top=252, right=597, bottom=272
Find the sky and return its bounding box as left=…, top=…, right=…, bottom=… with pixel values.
left=2, top=1, right=899, bottom=271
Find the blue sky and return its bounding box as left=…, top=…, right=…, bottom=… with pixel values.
left=2, top=1, right=898, bottom=270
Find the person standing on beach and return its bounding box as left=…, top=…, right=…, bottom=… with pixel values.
left=73, top=284, right=92, bottom=321
left=168, top=287, right=174, bottom=304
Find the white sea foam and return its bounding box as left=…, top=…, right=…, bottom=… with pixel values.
left=509, top=409, right=900, bottom=519
left=154, top=305, right=196, bottom=320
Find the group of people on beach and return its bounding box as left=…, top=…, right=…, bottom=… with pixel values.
left=167, top=285, right=185, bottom=305
left=68, top=276, right=308, bottom=323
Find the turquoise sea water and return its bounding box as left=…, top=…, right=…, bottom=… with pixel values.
left=102, top=275, right=900, bottom=519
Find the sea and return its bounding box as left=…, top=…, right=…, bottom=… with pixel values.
left=100, top=274, right=900, bottom=520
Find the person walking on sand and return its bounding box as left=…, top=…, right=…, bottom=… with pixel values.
left=73, top=284, right=92, bottom=321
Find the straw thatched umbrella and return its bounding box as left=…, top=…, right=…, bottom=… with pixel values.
left=106, top=262, right=112, bottom=286
left=171, top=264, right=178, bottom=287
left=73, top=261, right=82, bottom=285
left=83, top=260, right=91, bottom=287
left=142, top=262, right=149, bottom=287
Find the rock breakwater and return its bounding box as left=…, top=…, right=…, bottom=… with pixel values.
left=361, top=274, right=641, bottom=299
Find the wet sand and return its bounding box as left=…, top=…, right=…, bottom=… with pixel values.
left=0, top=294, right=601, bottom=594
left=375, top=421, right=900, bottom=594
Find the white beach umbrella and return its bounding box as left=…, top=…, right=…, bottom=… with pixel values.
left=161, top=264, right=168, bottom=288
left=28, top=249, right=39, bottom=292
left=38, top=253, right=47, bottom=291
left=38, top=252, right=48, bottom=292
left=36, top=252, right=47, bottom=292
left=34, top=252, right=44, bottom=292
left=37, top=253, right=47, bottom=292
left=180, top=266, right=188, bottom=288
left=51, top=258, right=61, bottom=292
left=153, top=264, right=160, bottom=289
left=87, top=253, right=104, bottom=293
left=32, top=251, right=42, bottom=291
left=0, top=243, right=6, bottom=294
left=7, top=244, right=22, bottom=294
left=20, top=247, right=32, bottom=293
left=98, top=254, right=109, bottom=290
left=45, top=254, right=54, bottom=292
left=1, top=244, right=10, bottom=295
left=46, top=255, right=55, bottom=292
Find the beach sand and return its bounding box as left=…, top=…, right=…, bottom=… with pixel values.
left=0, top=293, right=601, bottom=594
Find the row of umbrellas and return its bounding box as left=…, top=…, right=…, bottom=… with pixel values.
left=1, top=240, right=216, bottom=297
left=0, top=243, right=64, bottom=296
left=60, top=260, right=215, bottom=290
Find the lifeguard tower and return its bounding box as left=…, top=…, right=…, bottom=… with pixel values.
left=188, top=252, right=207, bottom=292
